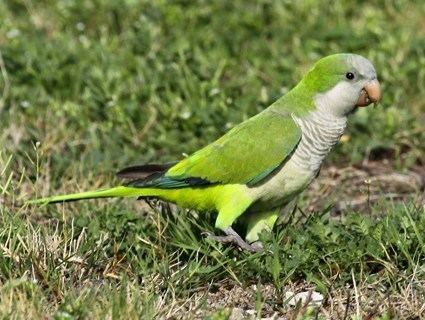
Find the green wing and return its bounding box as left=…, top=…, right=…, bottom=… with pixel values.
left=127, top=110, right=301, bottom=188
left=165, top=109, right=301, bottom=186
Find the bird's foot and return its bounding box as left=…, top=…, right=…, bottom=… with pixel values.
left=203, top=227, right=264, bottom=252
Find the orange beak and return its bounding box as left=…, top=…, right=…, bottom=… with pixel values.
left=356, top=79, right=381, bottom=107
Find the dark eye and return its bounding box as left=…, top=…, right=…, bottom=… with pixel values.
left=346, top=72, right=355, bottom=80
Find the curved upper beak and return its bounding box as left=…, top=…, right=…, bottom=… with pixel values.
left=356, top=79, right=381, bottom=107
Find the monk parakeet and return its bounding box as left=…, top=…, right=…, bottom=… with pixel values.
left=30, top=53, right=381, bottom=252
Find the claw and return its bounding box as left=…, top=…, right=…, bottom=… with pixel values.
left=203, top=228, right=264, bottom=252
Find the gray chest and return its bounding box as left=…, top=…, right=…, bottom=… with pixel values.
left=249, top=110, right=347, bottom=209
left=291, top=112, right=347, bottom=173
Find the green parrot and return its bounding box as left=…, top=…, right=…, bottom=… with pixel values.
left=29, top=53, right=381, bottom=251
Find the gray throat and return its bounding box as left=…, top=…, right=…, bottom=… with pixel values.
left=291, top=110, right=347, bottom=173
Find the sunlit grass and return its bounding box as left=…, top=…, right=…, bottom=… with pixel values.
left=0, top=0, right=424, bottom=318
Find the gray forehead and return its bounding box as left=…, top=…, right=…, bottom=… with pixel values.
left=348, top=55, right=377, bottom=79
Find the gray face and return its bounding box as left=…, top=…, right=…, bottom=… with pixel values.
left=347, top=54, right=378, bottom=81
left=316, top=55, right=381, bottom=118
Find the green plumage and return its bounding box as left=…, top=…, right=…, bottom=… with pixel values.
left=29, top=54, right=378, bottom=248
left=164, top=110, right=301, bottom=186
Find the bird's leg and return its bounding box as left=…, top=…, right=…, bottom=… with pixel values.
left=204, top=227, right=263, bottom=252
left=244, top=207, right=281, bottom=243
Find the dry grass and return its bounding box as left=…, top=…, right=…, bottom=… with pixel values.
left=1, top=0, right=424, bottom=318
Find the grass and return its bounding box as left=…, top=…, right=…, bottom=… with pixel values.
left=0, top=0, right=424, bottom=318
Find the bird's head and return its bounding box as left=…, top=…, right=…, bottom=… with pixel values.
left=299, top=53, right=381, bottom=117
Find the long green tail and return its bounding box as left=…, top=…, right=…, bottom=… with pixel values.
left=27, top=186, right=157, bottom=205
left=27, top=184, right=242, bottom=215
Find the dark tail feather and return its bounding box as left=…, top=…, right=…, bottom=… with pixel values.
left=116, top=162, right=176, bottom=180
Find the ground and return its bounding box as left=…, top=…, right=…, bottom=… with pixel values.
left=0, top=1, right=424, bottom=319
